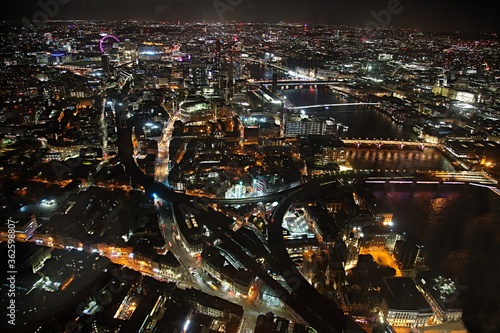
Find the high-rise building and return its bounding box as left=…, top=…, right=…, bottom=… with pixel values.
left=188, top=62, right=208, bottom=86
left=101, top=54, right=110, bottom=73
left=285, top=119, right=322, bottom=137
left=285, top=118, right=336, bottom=137
left=124, top=39, right=131, bottom=52
left=317, top=145, right=346, bottom=165
left=393, top=240, right=428, bottom=270
left=0, top=214, right=38, bottom=242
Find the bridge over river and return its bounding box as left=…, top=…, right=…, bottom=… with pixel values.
left=288, top=102, right=380, bottom=110
left=342, top=138, right=435, bottom=148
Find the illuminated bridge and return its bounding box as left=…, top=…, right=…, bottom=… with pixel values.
left=342, top=138, right=435, bottom=147
left=258, top=79, right=346, bottom=85
left=288, top=102, right=380, bottom=110
left=365, top=171, right=498, bottom=186
left=246, top=57, right=296, bottom=76
left=246, top=57, right=348, bottom=87
left=430, top=171, right=498, bottom=185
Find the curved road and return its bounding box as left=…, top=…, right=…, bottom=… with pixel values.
left=268, top=180, right=363, bottom=332
left=114, top=100, right=364, bottom=332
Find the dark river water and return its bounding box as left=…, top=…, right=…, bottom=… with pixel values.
left=370, top=183, right=500, bottom=332
left=281, top=87, right=454, bottom=172
left=281, top=86, right=499, bottom=331
left=281, top=87, right=415, bottom=140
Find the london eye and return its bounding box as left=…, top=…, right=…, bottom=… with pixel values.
left=99, top=35, right=120, bottom=54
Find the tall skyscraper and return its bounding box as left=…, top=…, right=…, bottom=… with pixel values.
left=101, top=54, right=110, bottom=73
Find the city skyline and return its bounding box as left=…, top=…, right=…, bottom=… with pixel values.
left=2, top=0, right=500, bottom=33
left=1, top=12, right=499, bottom=333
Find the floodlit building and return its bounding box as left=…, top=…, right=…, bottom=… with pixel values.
left=359, top=226, right=403, bottom=253
left=172, top=206, right=205, bottom=256
left=132, top=241, right=181, bottom=280
left=201, top=245, right=254, bottom=296
left=417, top=274, right=463, bottom=323
left=0, top=214, right=38, bottom=242
left=285, top=118, right=336, bottom=137
left=381, top=277, right=433, bottom=328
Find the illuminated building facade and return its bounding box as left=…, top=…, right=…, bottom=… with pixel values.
left=132, top=241, right=181, bottom=280
left=393, top=240, right=428, bottom=270
left=0, top=214, right=39, bottom=242
left=172, top=207, right=205, bottom=256
left=316, top=145, right=346, bottom=165
left=417, top=275, right=463, bottom=323
left=444, top=139, right=500, bottom=170
left=359, top=226, right=403, bottom=252
left=381, top=277, right=433, bottom=328
left=259, top=284, right=282, bottom=307
left=188, top=62, right=209, bottom=86
left=182, top=289, right=243, bottom=323
left=201, top=246, right=254, bottom=296
left=285, top=118, right=336, bottom=137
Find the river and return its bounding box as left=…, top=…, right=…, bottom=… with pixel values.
left=281, top=87, right=455, bottom=172
left=281, top=87, right=415, bottom=140
left=370, top=183, right=500, bottom=332
left=250, top=69, right=499, bottom=331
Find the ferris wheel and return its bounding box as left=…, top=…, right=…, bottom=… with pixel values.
left=99, top=35, right=120, bottom=54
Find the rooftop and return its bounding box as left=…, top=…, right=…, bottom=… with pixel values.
left=382, top=277, right=432, bottom=312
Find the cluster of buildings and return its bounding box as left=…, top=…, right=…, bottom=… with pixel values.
left=3, top=19, right=499, bottom=332
left=165, top=167, right=465, bottom=331
left=2, top=20, right=500, bottom=192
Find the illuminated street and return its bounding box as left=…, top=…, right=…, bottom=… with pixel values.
left=360, top=248, right=403, bottom=277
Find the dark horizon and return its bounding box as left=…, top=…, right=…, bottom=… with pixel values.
left=2, top=0, right=500, bottom=33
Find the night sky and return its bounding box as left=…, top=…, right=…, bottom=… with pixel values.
left=2, top=0, right=500, bottom=32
